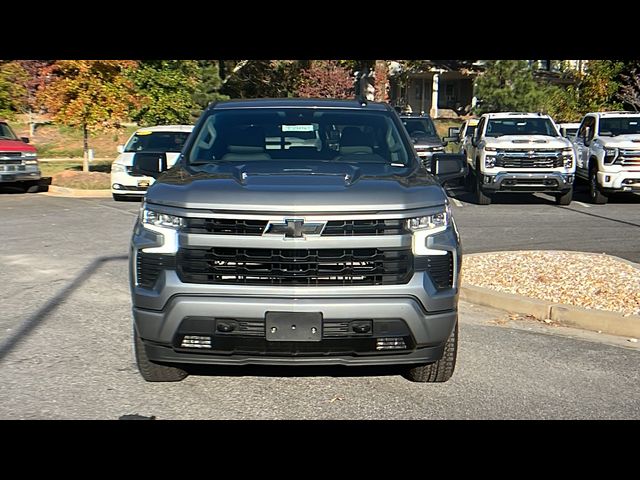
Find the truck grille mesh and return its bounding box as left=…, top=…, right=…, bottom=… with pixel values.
left=176, top=247, right=413, bottom=286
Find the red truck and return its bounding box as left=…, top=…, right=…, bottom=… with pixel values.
left=0, top=120, right=51, bottom=193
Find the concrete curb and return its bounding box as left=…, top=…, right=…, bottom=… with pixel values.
left=460, top=252, right=640, bottom=338
left=44, top=185, right=112, bottom=198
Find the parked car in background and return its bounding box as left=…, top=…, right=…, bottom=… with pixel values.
left=572, top=111, right=640, bottom=204
left=558, top=122, right=580, bottom=139
left=399, top=114, right=445, bottom=169
left=449, top=118, right=479, bottom=157
left=0, top=120, right=50, bottom=193
left=466, top=112, right=576, bottom=205
left=110, top=125, right=193, bottom=201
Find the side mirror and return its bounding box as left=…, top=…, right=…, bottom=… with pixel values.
left=117, top=145, right=125, bottom=154
left=431, top=153, right=468, bottom=185
left=20, top=137, right=30, bottom=144
left=448, top=127, right=460, bottom=138
left=442, top=136, right=458, bottom=146
left=130, top=152, right=167, bottom=179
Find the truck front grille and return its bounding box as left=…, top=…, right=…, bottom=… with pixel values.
left=495, top=150, right=563, bottom=169
left=0, top=153, right=22, bottom=159
left=616, top=149, right=640, bottom=166
left=183, top=218, right=408, bottom=236
left=0, top=159, right=23, bottom=165
left=176, top=247, right=413, bottom=286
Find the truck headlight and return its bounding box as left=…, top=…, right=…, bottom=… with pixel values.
left=562, top=147, right=574, bottom=168
left=139, top=204, right=183, bottom=254
left=604, top=147, right=617, bottom=164
left=407, top=207, right=450, bottom=256
left=23, top=152, right=37, bottom=158
left=111, top=163, right=127, bottom=173
left=141, top=206, right=184, bottom=229
left=24, top=160, right=38, bottom=165
left=485, top=156, right=496, bottom=168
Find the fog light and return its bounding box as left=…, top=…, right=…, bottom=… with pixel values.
left=181, top=335, right=212, bottom=349
left=376, top=337, right=407, bottom=350
left=605, top=176, right=611, bottom=182
left=113, top=183, right=122, bottom=190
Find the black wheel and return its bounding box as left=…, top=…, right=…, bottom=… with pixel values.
left=555, top=187, right=573, bottom=206
left=134, top=326, right=188, bottom=382
left=403, top=320, right=458, bottom=383
left=589, top=166, right=608, bottom=204
left=474, top=168, right=492, bottom=205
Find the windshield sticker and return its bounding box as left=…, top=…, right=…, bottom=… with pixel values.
left=281, top=125, right=315, bottom=132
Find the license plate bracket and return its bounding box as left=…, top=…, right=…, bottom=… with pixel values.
left=265, top=312, right=322, bottom=342
left=137, top=179, right=150, bottom=187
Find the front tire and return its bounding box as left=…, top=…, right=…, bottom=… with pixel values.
left=474, top=168, right=492, bottom=205
left=403, top=320, right=458, bottom=383
left=555, top=187, right=573, bottom=206
left=589, top=166, right=608, bottom=204
left=134, top=327, right=188, bottom=382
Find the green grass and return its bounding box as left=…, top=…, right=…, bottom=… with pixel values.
left=40, top=160, right=112, bottom=177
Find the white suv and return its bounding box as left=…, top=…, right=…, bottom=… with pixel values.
left=467, top=112, right=576, bottom=205
left=111, top=125, right=193, bottom=201
left=572, top=111, right=640, bottom=204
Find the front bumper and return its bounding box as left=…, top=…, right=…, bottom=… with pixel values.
left=0, top=171, right=42, bottom=183
left=597, top=170, right=640, bottom=192
left=111, top=171, right=153, bottom=195
left=479, top=171, right=573, bottom=193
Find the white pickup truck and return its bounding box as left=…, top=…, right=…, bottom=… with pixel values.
left=572, top=111, right=640, bottom=204
left=466, top=112, right=576, bottom=205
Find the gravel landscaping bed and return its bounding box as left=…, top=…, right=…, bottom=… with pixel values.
left=461, top=251, right=640, bottom=316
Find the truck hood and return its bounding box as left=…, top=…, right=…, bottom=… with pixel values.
left=598, top=135, right=640, bottom=149
left=484, top=135, right=571, bottom=149
left=0, top=139, right=36, bottom=153
left=145, top=161, right=447, bottom=213
left=114, top=151, right=181, bottom=167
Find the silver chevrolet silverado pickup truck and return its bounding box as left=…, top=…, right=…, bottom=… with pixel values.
left=129, top=98, right=466, bottom=383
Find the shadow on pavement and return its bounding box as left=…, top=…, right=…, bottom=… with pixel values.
left=0, top=254, right=129, bottom=363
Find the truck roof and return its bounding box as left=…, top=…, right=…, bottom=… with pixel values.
left=483, top=112, right=551, bottom=119
left=588, top=111, right=640, bottom=118
left=210, top=98, right=390, bottom=111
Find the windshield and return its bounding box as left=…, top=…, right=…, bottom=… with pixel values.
left=188, top=108, right=413, bottom=167
left=0, top=122, right=18, bottom=140
left=401, top=117, right=437, bottom=138
left=125, top=131, right=190, bottom=153
left=598, top=117, right=640, bottom=136
left=562, top=128, right=578, bottom=138
left=485, top=118, right=558, bottom=137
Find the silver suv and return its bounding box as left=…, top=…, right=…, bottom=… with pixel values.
left=129, top=99, right=466, bottom=383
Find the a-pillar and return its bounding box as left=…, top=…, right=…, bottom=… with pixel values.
left=430, top=73, right=439, bottom=118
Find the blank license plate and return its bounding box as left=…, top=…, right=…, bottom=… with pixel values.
left=265, top=312, right=322, bottom=342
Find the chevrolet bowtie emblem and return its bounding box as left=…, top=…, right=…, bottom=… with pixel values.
left=264, top=219, right=325, bottom=238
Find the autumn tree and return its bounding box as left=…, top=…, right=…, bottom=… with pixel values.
left=544, top=60, right=624, bottom=121
left=295, top=60, right=354, bottom=99
left=220, top=60, right=303, bottom=98
left=39, top=60, right=138, bottom=171
left=0, top=61, right=29, bottom=119
left=129, top=60, right=199, bottom=126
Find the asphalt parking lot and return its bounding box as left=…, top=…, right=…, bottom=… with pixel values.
left=0, top=192, right=638, bottom=419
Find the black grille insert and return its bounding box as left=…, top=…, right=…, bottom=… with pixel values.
left=176, top=247, right=413, bottom=286
left=495, top=156, right=563, bottom=168
left=425, top=253, right=454, bottom=290
left=136, top=252, right=176, bottom=289
left=183, top=218, right=268, bottom=235
left=322, top=219, right=408, bottom=236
